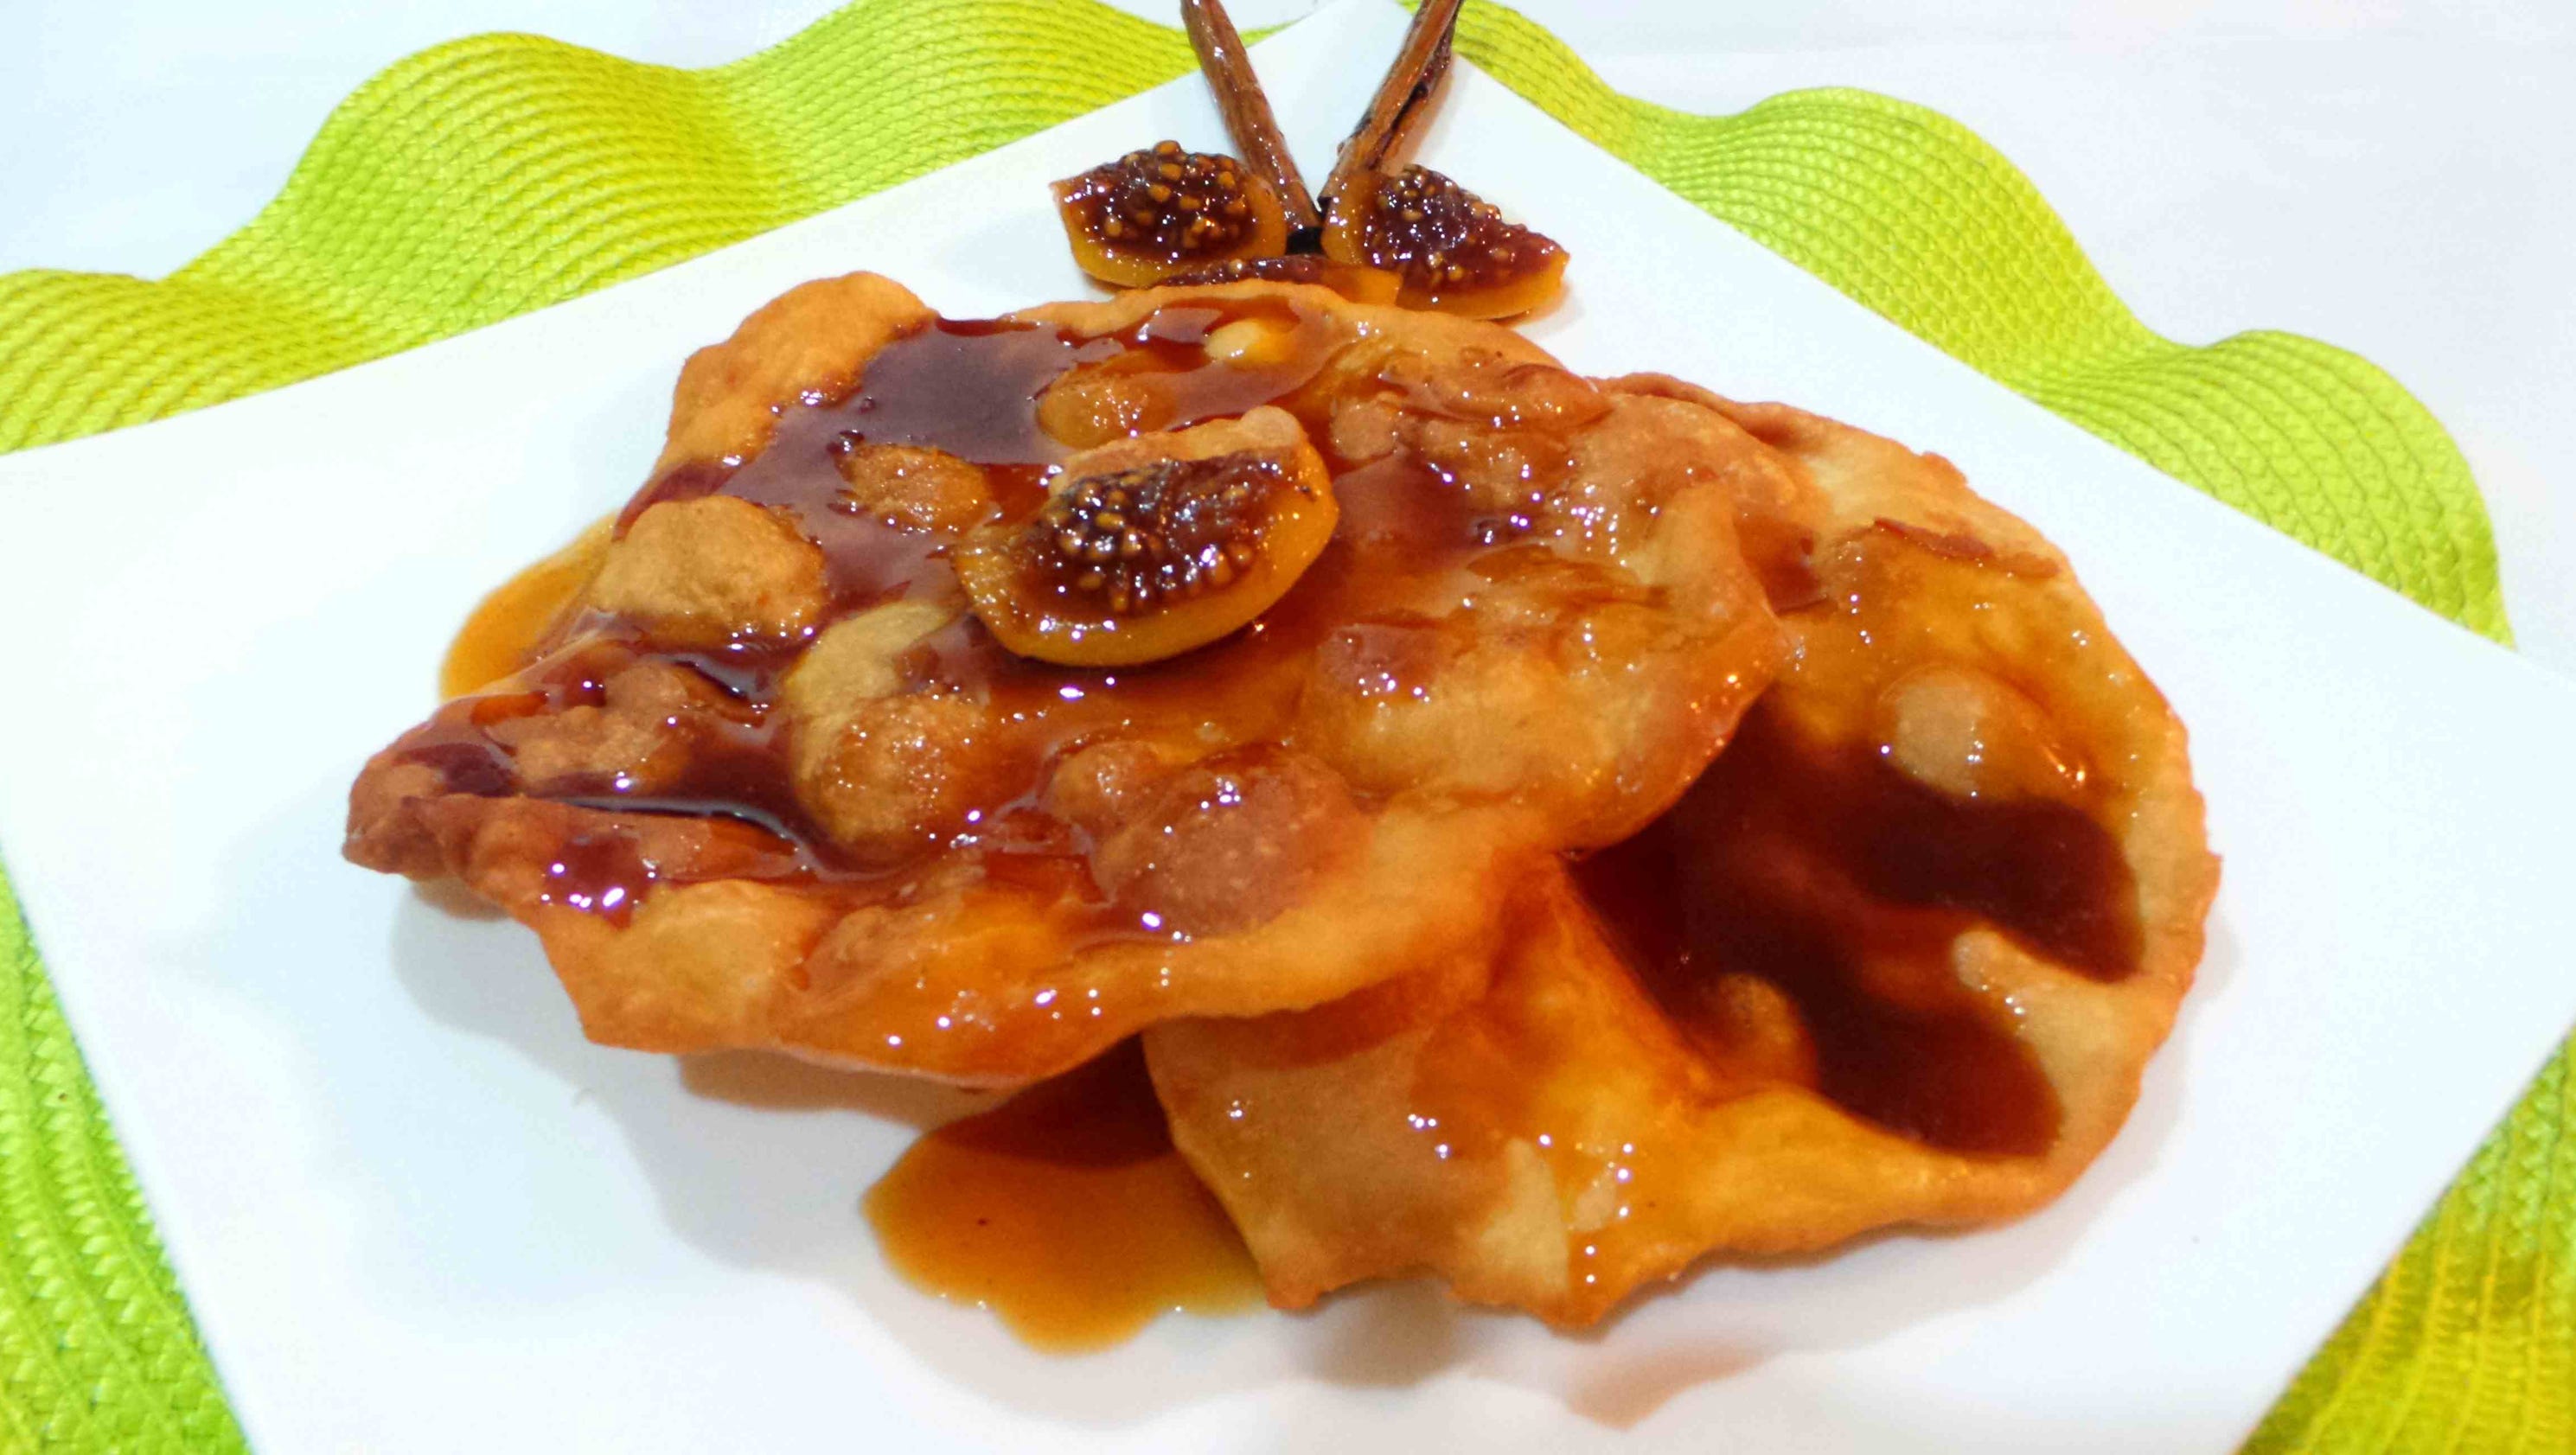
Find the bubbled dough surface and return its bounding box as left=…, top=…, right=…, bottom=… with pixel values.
left=1146, top=392, right=2221, bottom=1326
left=348, top=276, right=1787, bottom=1085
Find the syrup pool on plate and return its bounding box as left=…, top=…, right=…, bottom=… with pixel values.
left=863, top=1041, right=1262, bottom=1350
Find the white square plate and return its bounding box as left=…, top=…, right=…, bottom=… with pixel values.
left=4, top=3, right=2573, bottom=1450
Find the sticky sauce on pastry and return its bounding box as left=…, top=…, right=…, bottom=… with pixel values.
left=357, top=279, right=1782, bottom=1088
left=381, top=278, right=2210, bottom=1344
left=1141, top=399, right=2216, bottom=1330
left=1571, top=701, right=2129, bottom=1160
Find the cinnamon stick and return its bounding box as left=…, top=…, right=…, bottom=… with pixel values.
left=1319, top=0, right=1464, bottom=217
left=1180, top=0, right=1321, bottom=234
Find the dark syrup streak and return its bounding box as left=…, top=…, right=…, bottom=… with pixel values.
left=397, top=298, right=1467, bottom=922
left=399, top=289, right=2151, bottom=1164
left=1572, top=701, right=2142, bottom=1158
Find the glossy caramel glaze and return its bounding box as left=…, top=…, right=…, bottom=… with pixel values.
left=1575, top=699, right=2130, bottom=1156
left=864, top=1041, right=1260, bottom=1349
left=404, top=304, right=1299, bottom=892
left=1142, top=434, right=2214, bottom=1324
left=389, top=295, right=1618, bottom=910
left=1569, top=515, right=2143, bottom=1156
left=380, top=280, right=2209, bottom=1339
left=353, top=278, right=1790, bottom=1086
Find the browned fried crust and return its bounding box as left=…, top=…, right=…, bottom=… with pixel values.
left=1146, top=386, right=2219, bottom=1324
left=348, top=275, right=1788, bottom=1086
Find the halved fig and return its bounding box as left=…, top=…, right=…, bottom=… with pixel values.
left=1053, top=141, right=1290, bottom=288
left=1159, top=254, right=1403, bottom=304
left=1320, top=165, right=1567, bottom=319
left=955, top=407, right=1337, bottom=667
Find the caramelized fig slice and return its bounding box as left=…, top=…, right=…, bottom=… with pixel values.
left=956, top=407, right=1337, bottom=667
left=1320, top=165, right=1567, bottom=319
left=1053, top=141, right=1291, bottom=288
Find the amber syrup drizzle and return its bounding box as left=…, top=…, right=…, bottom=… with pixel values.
left=863, top=1043, right=1261, bottom=1349
left=426, top=293, right=2147, bottom=1344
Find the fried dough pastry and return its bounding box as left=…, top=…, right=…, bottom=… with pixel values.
left=1146, top=390, right=2220, bottom=1324
left=346, top=275, right=1783, bottom=1085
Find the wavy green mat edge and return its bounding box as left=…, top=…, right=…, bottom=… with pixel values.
left=0, top=1, right=2557, bottom=1450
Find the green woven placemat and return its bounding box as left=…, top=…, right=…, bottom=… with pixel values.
left=0, top=1, right=2563, bottom=1449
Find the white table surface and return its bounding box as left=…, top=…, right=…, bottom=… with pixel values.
left=6, top=0, right=2573, bottom=674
